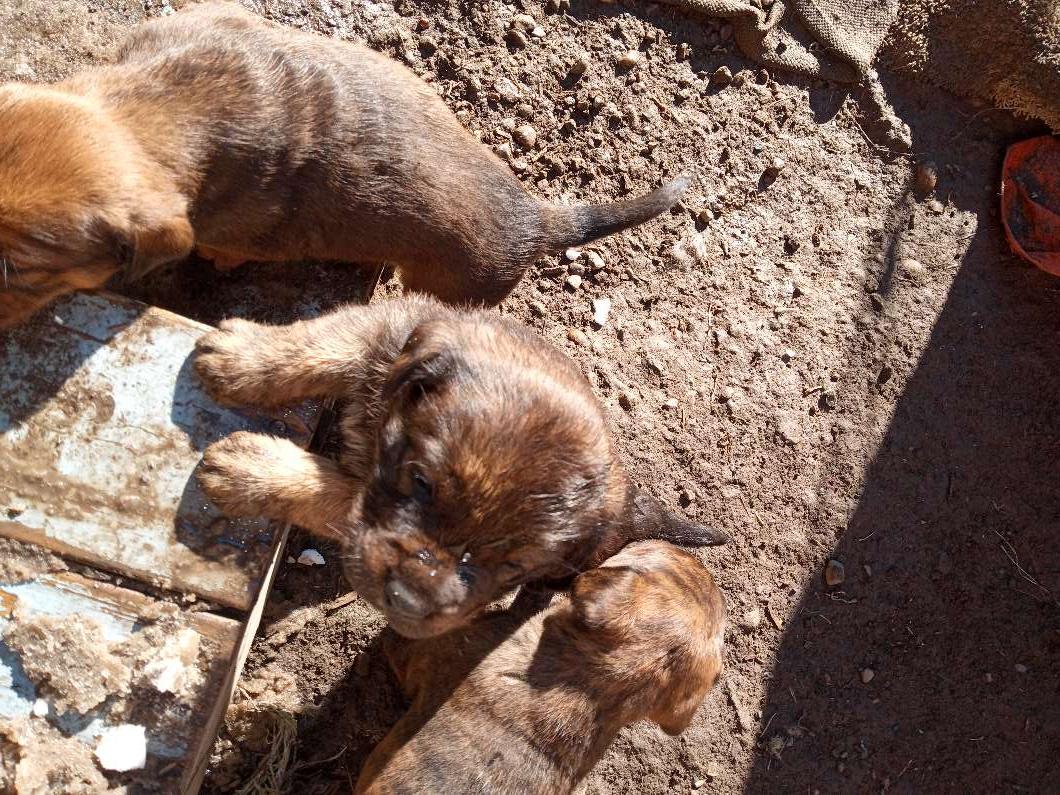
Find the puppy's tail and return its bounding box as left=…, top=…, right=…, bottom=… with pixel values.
left=630, top=490, right=730, bottom=548
left=543, top=174, right=691, bottom=251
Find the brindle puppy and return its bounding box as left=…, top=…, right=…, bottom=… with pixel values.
left=195, top=296, right=727, bottom=638
left=355, top=540, right=726, bottom=794
left=0, top=1, right=689, bottom=328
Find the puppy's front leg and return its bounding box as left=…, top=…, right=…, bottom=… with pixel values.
left=198, top=431, right=357, bottom=539
left=194, top=298, right=440, bottom=408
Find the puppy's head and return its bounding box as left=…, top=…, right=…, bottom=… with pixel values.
left=0, top=84, right=193, bottom=328
left=342, top=315, right=628, bottom=638
left=570, top=541, right=726, bottom=734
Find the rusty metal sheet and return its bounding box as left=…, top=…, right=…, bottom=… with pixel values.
left=0, top=292, right=319, bottom=610
left=0, top=566, right=241, bottom=792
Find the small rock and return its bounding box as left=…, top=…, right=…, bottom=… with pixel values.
left=705, top=761, right=722, bottom=779
left=416, top=17, right=430, bottom=31
left=617, top=50, right=641, bottom=69
left=766, top=157, right=786, bottom=176
left=692, top=779, right=706, bottom=790
left=505, top=29, right=528, bottom=48
left=567, top=55, right=591, bottom=80
left=731, top=70, right=749, bottom=88
left=741, top=607, right=763, bottom=630
left=565, top=274, right=583, bottom=290
left=927, top=198, right=945, bottom=213
left=915, top=161, right=938, bottom=195
left=781, top=349, right=795, bottom=363
left=297, top=548, right=326, bottom=566
left=510, top=157, right=529, bottom=172
left=494, top=143, right=514, bottom=161
left=568, top=262, right=586, bottom=276
left=1015, top=663, right=1028, bottom=674
left=529, top=300, right=547, bottom=318
left=567, top=327, right=589, bottom=346
left=711, top=65, right=732, bottom=87
left=511, top=13, right=536, bottom=31
left=31, top=698, right=48, bottom=717
left=592, top=297, right=612, bottom=326
left=494, top=77, right=520, bottom=104
left=513, top=124, right=538, bottom=148
left=861, top=668, right=875, bottom=683
left=531, top=26, right=546, bottom=38
left=824, top=559, right=845, bottom=587
left=96, top=725, right=147, bottom=772
left=663, top=397, right=679, bottom=409
left=565, top=247, right=582, bottom=261
left=586, top=250, right=605, bottom=270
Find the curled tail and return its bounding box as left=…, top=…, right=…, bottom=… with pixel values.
left=544, top=174, right=691, bottom=250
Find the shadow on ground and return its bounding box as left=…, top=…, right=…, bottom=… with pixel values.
left=744, top=83, right=1060, bottom=793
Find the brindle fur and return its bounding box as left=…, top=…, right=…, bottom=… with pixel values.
left=356, top=541, right=727, bottom=794
left=194, top=296, right=727, bottom=638
left=0, top=1, right=689, bottom=327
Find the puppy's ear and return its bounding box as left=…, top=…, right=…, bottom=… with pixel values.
left=382, top=325, right=460, bottom=404
left=652, top=686, right=712, bottom=736
left=629, top=489, right=729, bottom=548
left=570, top=565, right=636, bottom=634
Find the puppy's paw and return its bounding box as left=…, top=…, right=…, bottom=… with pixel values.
left=194, top=318, right=276, bottom=406
left=198, top=431, right=290, bottom=519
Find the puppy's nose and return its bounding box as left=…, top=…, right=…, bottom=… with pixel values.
left=383, top=577, right=430, bottom=619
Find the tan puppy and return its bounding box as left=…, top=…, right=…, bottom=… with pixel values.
left=355, top=541, right=727, bottom=794
left=0, top=1, right=688, bottom=328
left=194, top=296, right=728, bottom=638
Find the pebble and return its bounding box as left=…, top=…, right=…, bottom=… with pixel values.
left=510, top=157, right=528, bottom=172
left=692, top=779, right=706, bottom=790
left=31, top=698, right=48, bottom=717
left=568, top=55, right=590, bottom=80
left=531, top=26, right=546, bottom=38
left=712, top=65, right=732, bottom=87
left=916, top=160, right=938, bottom=194
left=513, top=124, right=538, bottom=148
left=741, top=607, right=763, bottom=630
left=297, top=548, right=326, bottom=566
left=1015, top=663, right=1028, bottom=674
left=617, top=50, right=641, bottom=69
left=494, top=142, right=514, bottom=161
left=567, top=327, right=589, bottom=346
left=511, top=13, right=536, bottom=31
left=529, top=300, right=548, bottom=318
left=494, top=77, right=520, bottom=104
left=505, top=29, right=528, bottom=48
left=96, top=725, right=147, bottom=772
left=861, top=668, right=875, bottom=684
left=565, top=274, right=583, bottom=290
left=568, top=262, right=586, bottom=276
left=663, top=397, right=679, bottom=409
left=564, top=247, right=582, bottom=261
left=927, top=198, right=945, bottom=213
left=592, top=297, right=612, bottom=326
left=824, top=559, right=845, bottom=587
left=416, top=17, right=430, bottom=31
left=586, top=250, right=605, bottom=270
left=766, top=157, right=786, bottom=176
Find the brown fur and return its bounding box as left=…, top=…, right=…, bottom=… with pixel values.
left=0, top=1, right=689, bottom=328
left=194, top=296, right=727, bottom=638
left=355, top=541, right=727, bottom=794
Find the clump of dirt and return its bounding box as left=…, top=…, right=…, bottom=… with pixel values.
left=3, top=611, right=133, bottom=714
left=0, top=538, right=67, bottom=583
left=0, top=718, right=111, bottom=794
left=208, top=703, right=298, bottom=793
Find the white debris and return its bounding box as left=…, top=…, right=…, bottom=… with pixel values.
left=592, top=297, right=612, bottom=326
left=297, top=549, right=326, bottom=566
left=143, top=629, right=201, bottom=693
left=95, top=724, right=147, bottom=772
left=564, top=248, right=582, bottom=262
left=31, top=698, right=48, bottom=717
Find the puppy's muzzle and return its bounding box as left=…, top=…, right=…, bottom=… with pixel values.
left=384, top=577, right=432, bottom=619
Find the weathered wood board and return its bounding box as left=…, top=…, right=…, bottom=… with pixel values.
left=0, top=292, right=322, bottom=792
left=0, top=292, right=317, bottom=611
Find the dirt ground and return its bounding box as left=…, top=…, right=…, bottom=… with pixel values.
left=3, top=0, right=1058, bottom=793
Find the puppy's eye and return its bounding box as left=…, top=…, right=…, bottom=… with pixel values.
left=396, top=464, right=433, bottom=504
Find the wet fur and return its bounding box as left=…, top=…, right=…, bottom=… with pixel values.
left=356, top=541, right=727, bottom=794
left=0, top=1, right=688, bottom=327
left=194, top=296, right=727, bottom=638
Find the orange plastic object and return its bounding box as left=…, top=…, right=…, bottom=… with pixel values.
left=1001, top=135, right=1060, bottom=276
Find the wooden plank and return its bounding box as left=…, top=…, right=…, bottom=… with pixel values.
left=0, top=292, right=318, bottom=610
left=0, top=567, right=240, bottom=792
